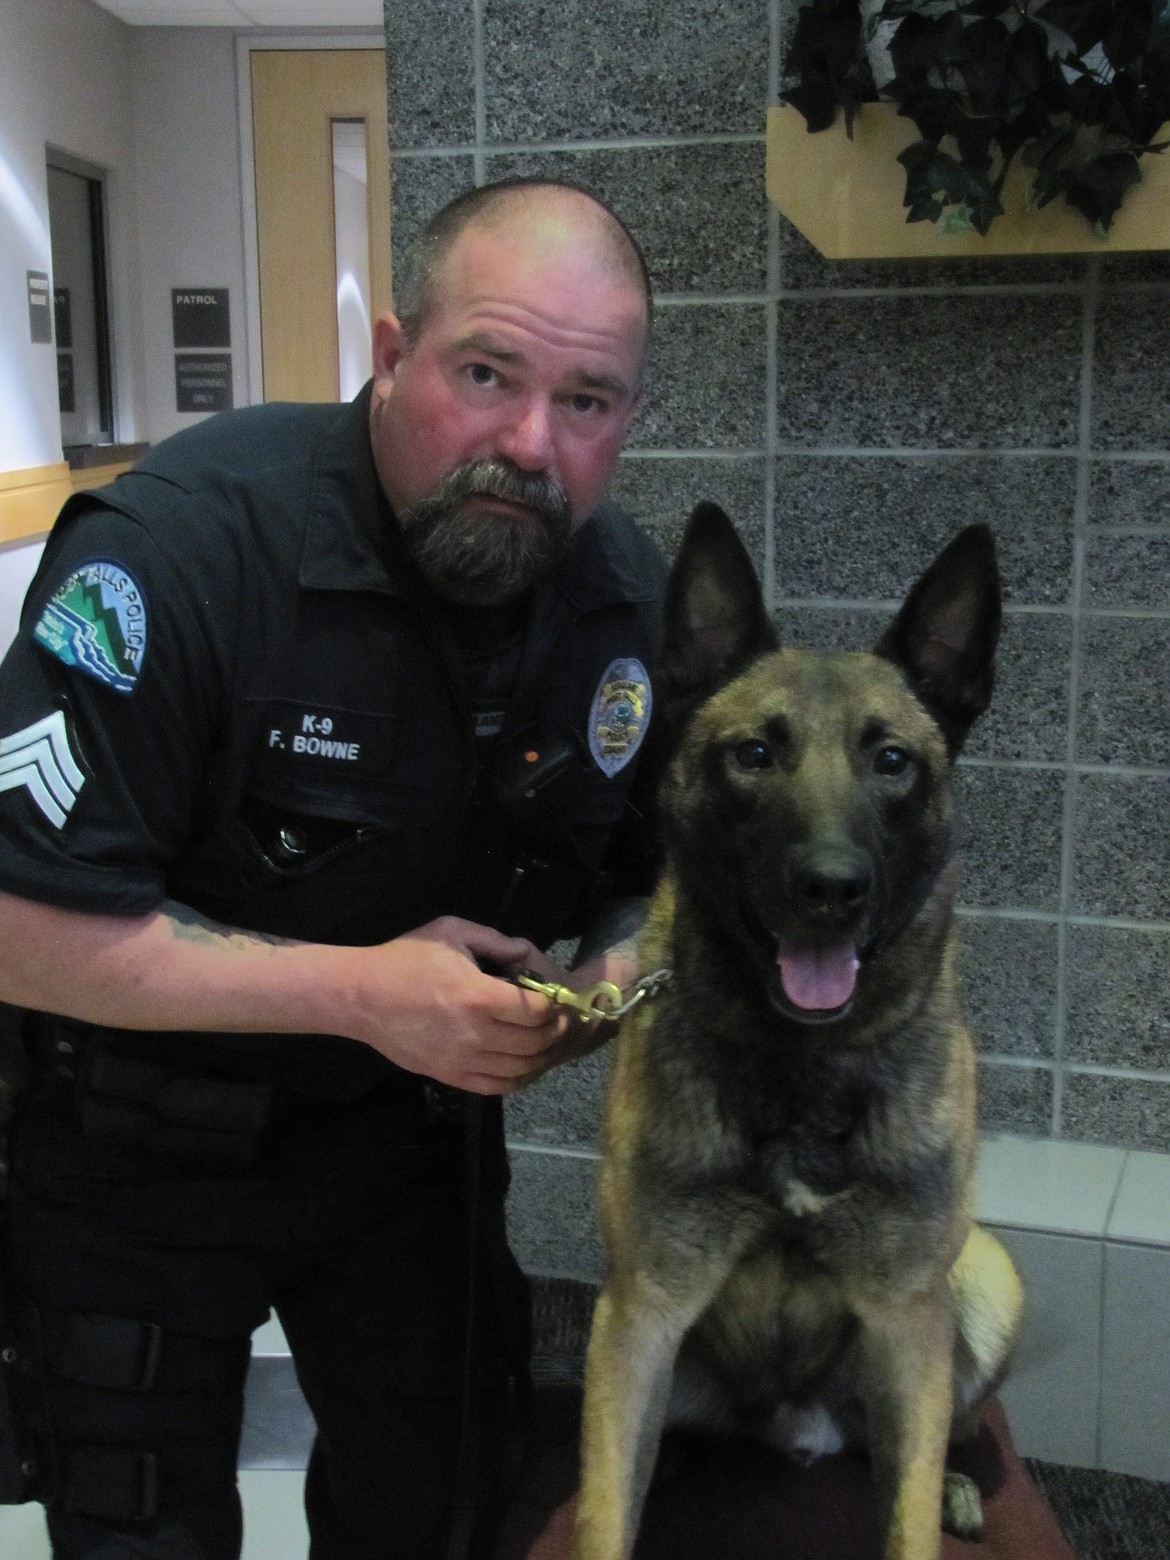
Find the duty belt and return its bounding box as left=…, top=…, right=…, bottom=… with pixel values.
left=33, top=1029, right=277, bottom=1170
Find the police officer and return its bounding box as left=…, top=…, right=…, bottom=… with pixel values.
left=0, top=180, right=663, bottom=1559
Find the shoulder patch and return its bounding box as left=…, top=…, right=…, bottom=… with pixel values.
left=0, top=711, right=86, bottom=828
left=588, top=658, right=652, bottom=778
left=33, top=560, right=148, bottom=695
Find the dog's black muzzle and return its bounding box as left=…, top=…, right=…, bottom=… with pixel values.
left=737, top=840, right=883, bottom=1026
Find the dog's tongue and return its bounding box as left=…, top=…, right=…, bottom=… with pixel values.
left=777, top=944, right=860, bottom=1011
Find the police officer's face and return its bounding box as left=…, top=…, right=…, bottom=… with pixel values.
left=369, top=208, right=646, bottom=601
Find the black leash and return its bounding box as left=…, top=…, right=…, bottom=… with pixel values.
left=444, top=1092, right=485, bottom=1560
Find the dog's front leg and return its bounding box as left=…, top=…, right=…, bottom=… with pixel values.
left=575, top=1274, right=684, bottom=1560
left=852, top=1287, right=956, bottom=1560
left=575, top=1220, right=753, bottom=1560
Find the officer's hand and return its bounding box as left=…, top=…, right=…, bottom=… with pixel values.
left=350, top=916, right=570, bottom=1094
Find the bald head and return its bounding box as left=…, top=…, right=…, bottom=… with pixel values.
left=397, top=179, right=653, bottom=351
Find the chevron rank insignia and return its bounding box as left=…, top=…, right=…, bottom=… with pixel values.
left=33, top=559, right=147, bottom=694
left=0, top=711, right=86, bottom=828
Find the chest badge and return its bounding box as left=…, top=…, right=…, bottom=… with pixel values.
left=33, top=560, right=147, bottom=696
left=588, top=657, right=652, bottom=778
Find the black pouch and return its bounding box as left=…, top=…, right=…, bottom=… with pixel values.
left=76, top=1046, right=275, bottom=1171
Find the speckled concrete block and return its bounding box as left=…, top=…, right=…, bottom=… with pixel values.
left=1065, top=924, right=1170, bottom=1071
left=777, top=213, right=1086, bottom=292
left=965, top=613, right=1073, bottom=765
left=609, top=454, right=766, bottom=562
left=482, top=0, right=769, bottom=142
left=772, top=454, right=1076, bottom=605
left=1083, top=531, right=1170, bottom=611
left=775, top=293, right=1084, bottom=450
left=956, top=914, right=1059, bottom=1059
left=384, top=0, right=475, bottom=148
left=1076, top=617, right=1170, bottom=768
left=954, top=766, right=1066, bottom=913
left=1060, top=1071, right=1170, bottom=1152
left=485, top=143, right=768, bottom=297
left=977, top=1061, right=1055, bottom=1136
left=1091, top=289, right=1170, bottom=452
left=632, top=303, right=767, bottom=450
left=388, top=154, right=476, bottom=302
left=1072, top=773, right=1170, bottom=922
left=1087, top=458, right=1170, bottom=526
left=1097, top=250, right=1170, bottom=283
left=505, top=1049, right=608, bottom=1152
left=779, top=604, right=886, bottom=651
left=506, top=1147, right=602, bottom=1282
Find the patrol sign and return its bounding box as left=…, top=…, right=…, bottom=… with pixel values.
left=33, top=561, right=148, bottom=695
left=588, top=658, right=651, bottom=778
left=172, top=288, right=231, bottom=349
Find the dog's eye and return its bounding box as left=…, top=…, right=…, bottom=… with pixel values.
left=874, top=745, right=912, bottom=777
left=734, top=739, right=773, bottom=770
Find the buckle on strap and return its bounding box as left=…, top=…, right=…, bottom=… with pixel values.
left=61, top=1447, right=159, bottom=1523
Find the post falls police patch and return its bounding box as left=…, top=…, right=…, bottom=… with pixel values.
left=588, top=658, right=652, bottom=778
left=33, top=560, right=148, bottom=695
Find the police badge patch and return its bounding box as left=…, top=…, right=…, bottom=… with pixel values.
left=33, top=560, right=148, bottom=695
left=588, top=658, right=652, bottom=778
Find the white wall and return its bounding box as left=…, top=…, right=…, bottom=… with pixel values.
left=0, top=4, right=251, bottom=654
left=0, top=0, right=144, bottom=650
left=128, top=27, right=249, bottom=444
left=0, top=0, right=143, bottom=473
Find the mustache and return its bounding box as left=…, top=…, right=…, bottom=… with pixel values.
left=416, top=458, right=572, bottom=528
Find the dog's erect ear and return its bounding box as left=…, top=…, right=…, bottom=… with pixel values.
left=658, top=503, right=779, bottom=719
left=874, top=524, right=1002, bottom=758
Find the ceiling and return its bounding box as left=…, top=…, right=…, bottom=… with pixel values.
left=91, top=0, right=382, bottom=25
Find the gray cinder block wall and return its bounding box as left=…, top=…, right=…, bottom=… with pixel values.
left=384, top=1, right=1170, bottom=1280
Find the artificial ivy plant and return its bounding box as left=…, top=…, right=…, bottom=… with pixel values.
left=783, top=0, right=1170, bottom=237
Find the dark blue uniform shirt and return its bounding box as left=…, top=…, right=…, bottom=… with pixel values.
left=0, top=385, right=665, bottom=1095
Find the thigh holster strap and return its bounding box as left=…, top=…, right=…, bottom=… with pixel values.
left=39, top=1308, right=245, bottom=1394
left=59, top=1441, right=233, bottom=1524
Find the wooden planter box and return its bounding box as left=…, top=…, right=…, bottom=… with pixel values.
left=766, top=101, right=1170, bottom=260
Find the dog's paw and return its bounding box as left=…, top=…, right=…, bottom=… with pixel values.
left=942, top=1470, right=983, bottom=1543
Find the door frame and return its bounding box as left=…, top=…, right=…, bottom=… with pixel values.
left=234, top=30, right=386, bottom=408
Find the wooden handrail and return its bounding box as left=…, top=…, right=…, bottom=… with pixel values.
left=0, top=460, right=138, bottom=546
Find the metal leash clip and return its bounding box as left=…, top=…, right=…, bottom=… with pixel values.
left=513, top=972, right=623, bottom=1023
left=513, top=968, right=672, bottom=1024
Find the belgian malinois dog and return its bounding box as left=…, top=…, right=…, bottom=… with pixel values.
left=575, top=504, right=1024, bottom=1560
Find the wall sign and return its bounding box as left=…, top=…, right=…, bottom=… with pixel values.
left=175, top=353, right=233, bottom=414
left=58, top=353, right=76, bottom=415
left=172, top=288, right=231, bottom=349
left=27, top=271, right=52, bottom=344
left=54, top=288, right=72, bottom=349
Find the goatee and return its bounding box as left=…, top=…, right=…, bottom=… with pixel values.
left=396, top=458, right=573, bottom=606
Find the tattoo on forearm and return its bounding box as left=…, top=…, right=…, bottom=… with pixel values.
left=163, top=900, right=298, bottom=952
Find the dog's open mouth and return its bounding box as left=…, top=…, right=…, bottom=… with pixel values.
left=740, top=902, right=864, bottom=1023
left=774, top=942, right=860, bottom=1019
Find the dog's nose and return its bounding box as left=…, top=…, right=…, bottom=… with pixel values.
left=793, top=857, right=872, bottom=921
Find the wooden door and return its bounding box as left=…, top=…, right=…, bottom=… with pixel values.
left=251, top=49, right=392, bottom=402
